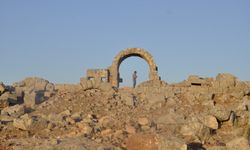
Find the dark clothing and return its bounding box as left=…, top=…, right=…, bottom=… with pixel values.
left=132, top=72, right=137, bottom=88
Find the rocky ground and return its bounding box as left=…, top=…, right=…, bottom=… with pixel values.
left=1, top=74, right=250, bottom=150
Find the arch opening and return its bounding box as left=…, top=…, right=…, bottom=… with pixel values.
left=110, top=48, right=160, bottom=87
left=119, top=56, right=149, bottom=87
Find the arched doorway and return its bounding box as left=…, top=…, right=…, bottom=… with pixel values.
left=110, top=48, right=160, bottom=87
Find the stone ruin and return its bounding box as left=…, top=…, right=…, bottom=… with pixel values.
left=1, top=48, right=250, bottom=150
left=80, top=48, right=161, bottom=90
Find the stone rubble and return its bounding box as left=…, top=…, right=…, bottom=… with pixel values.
left=0, top=73, right=250, bottom=149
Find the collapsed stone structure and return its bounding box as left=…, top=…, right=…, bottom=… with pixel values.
left=1, top=48, right=250, bottom=150
left=81, top=48, right=161, bottom=89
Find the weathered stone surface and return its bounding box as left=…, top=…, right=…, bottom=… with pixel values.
left=47, top=113, right=66, bottom=127
left=125, top=125, right=136, bottom=134
left=0, top=115, right=15, bottom=123
left=13, top=114, right=33, bottom=130
left=55, top=84, right=82, bottom=92
left=226, top=137, right=250, bottom=150
left=214, top=73, right=237, bottom=90
left=0, top=98, right=9, bottom=109
left=45, top=83, right=55, bottom=92
left=14, top=77, right=50, bottom=91
left=98, top=116, right=113, bottom=128
left=180, top=118, right=210, bottom=141
left=138, top=117, right=150, bottom=126
left=13, top=114, right=48, bottom=131
left=2, top=59, right=250, bottom=150
left=0, top=82, right=6, bottom=95
left=76, top=122, right=93, bottom=135
left=110, top=48, right=160, bottom=87
left=211, top=104, right=231, bottom=121
left=202, top=115, right=219, bottom=129
left=186, top=75, right=210, bottom=86
left=0, top=92, right=21, bottom=105
left=1, top=105, right=25, bottom=118
left=23, top=91, right=41, bottom=108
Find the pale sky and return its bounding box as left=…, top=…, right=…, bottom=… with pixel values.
left=0, top=0, right=249, bottom=86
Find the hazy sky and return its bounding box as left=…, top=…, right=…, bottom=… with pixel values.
left=1, top=0, right=249, bottom=86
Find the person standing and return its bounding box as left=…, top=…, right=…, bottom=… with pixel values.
left=132, top=71, right=137, bottom=88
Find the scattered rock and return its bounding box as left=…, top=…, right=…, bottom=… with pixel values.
left=0, top=82, right=6, bottom=95
left=1, top=104, right=25, bottom=118
left=211, top=104, right=232, bottom=121
left=1, top=73, right=250, bottom=149
left=14, top=77, right=51, bottom=92
left=23, top=91, right=41, bottom=108
left=0, top=92, right=20, bottom=106
left=76, top=122, right=93, bottom=135
left=202, top=115, right=219, bottom=130
left=138, top=117, right=150, bottom=126
left=47, top=113, right=66, bottom=127
left=0, top=95, right=9, bottom=109
left=0, top=115, right=15, bottom=123
left=13, top=114, right=33, bottom=130
left=13, top=114, right=48, bottom=131
left=99, top=116, right=113, bottom=128
left=125, top=125, right=136, bottom=134
left=214, top=73, right=237, bottom=90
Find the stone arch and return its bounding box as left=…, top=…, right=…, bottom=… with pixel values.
left=110, top=48, right=160, bottom=87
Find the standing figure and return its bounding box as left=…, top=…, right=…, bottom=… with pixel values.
left=132, top=71, right=137, bottom=88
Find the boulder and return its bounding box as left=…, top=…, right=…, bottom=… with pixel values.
left=0, top=115, right=15, bottom=123
left=125, top=125, right=136, bottom=134
left=211, top=104, right=231, bottom=121
left=0, top=82, right=6, bottom=95
left=13, top=114, right=48, bottom=131
left=45, top=83, right=55, bottom=92
left=0, top=98, right=9, bottom=109
left=76, top=122, right=93, bottom=135
left=14, top=77, right=55, bottom=99
left=0, top=92, right=21, bottom=105
left=13, top=114, right=33, bottom=130
left=202, top=115, right=219, bottom=130
left=98, top=116, right=113, bottom=128
left=23, top=91, right=44, bottom=108
left=1, top=105, right=25, bottom=118
left=187, top=75, right=208, bottom=86
left=180, top=118, right=210, bottom=142
left=99, top=82, right=113, bottom=92
left=138, top=117, right=150, bottom=126
left=14, top=77, right=49, bottom=91
left=214, top=73, right=237, bottom=90
left=47, top=113, right=67, bottom=127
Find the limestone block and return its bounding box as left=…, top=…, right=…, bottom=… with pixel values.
left=1, top=104, right=25, bottom=118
